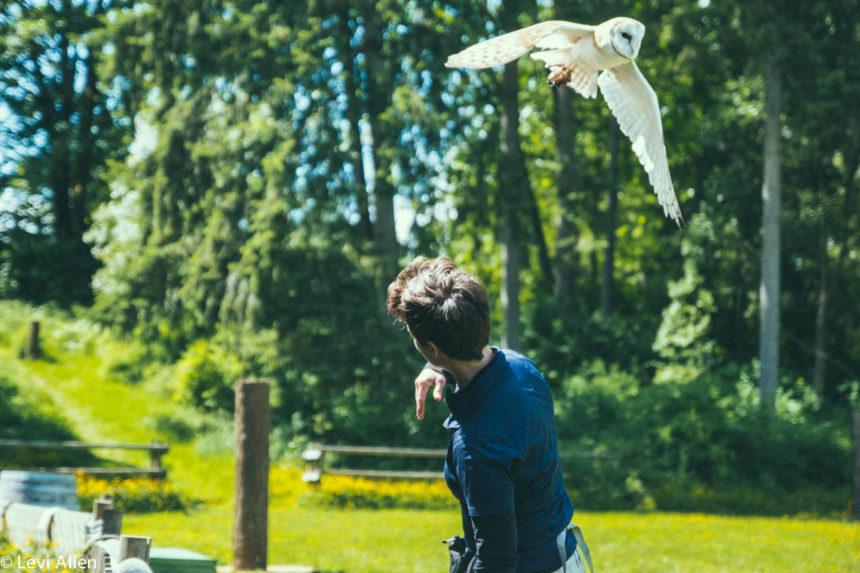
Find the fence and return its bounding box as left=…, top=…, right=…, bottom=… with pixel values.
left=0, top=494, right=153, bottom=572
left=301, top=444, right=446, bottom=484
left=0, top=439, right=169, bottom=479
left=301, top=443, right=622, bottom=485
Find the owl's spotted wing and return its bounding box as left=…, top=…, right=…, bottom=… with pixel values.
left=445, top=21, right=594, bottom=69
left=598, top=61, right=683, bottom=224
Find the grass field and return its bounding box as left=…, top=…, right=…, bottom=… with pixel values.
left=1, top=302, right=858, bottom=572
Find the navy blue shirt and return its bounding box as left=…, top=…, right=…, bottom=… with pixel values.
left=441, top=348, right=576, bottom=573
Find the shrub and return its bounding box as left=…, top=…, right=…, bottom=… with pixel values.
left=143, top=413, right=206, bottom=443
left=650, top=483, right=852, bottom=518
left=173, top=339, right=243, bottom=413
left=554, top=360, right=852, bottom=515
left=76, top=475, right=189, bottom=513
left=101, top=343, right=150, bottom=385
left=300, top=475, right=458, bottom=510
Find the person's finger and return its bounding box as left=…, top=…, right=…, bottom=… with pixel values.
left=433, top=375, right=446, bottom=401
left=415, top=378, right=433, bottom=421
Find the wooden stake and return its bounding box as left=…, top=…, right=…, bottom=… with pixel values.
left=233, top=379, right=270, bottom=571
left=27, top=321, right=41, bottom=359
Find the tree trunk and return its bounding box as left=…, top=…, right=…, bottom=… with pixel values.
left=498, top=61, right=529, bottom=350
left=361, top=4, right=398, bottom=280
left=812, top=234, right=828, bottom=395
left=759, top=57, right=782, bottom=409
left=526, top=184, right=553, bottom=288
left=553, top=87, right=577, bottom=308
left=338, top=8, right=373, bottom=242
left=601, top=118, right=619, bottom=318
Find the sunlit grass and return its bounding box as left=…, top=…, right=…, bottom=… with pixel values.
left=1, top=301, right=859, bottom=572
left=122, top=504, right=860, bottom=573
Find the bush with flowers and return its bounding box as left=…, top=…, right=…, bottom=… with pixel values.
left=76, top=474, right=189, bottom=513
left=300, top=474, right=458, bottom=510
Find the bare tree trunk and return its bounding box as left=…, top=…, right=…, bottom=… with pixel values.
left=759, top=57, right=782, bottom=409
left=601, top=119, right=619, bottom=318
left=501, top=224, right=522, bottom=351
left=337, top=8, right=373, bottom=242
left=553, top=87, right=577, bottom=308
left=813, top=234, right=828, bottom=395
left=526, top=186, right=553, bottom=288
left=362, top=4, right=398, bottom=280
left=498, top=61, right=528, bottom=350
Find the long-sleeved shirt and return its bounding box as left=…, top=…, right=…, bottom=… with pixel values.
left=438, top=348, right=576, bottom=573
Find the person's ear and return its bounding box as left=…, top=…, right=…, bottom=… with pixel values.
left=424, top=340, right=441, bottom=360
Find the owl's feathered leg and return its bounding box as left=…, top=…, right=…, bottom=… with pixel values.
left=547, top=66, right=572, bottom=86
left=545, top=64, right=598, bottom=99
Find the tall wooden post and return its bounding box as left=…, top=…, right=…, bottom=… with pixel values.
left=233, top=379, right=270, bottom=571
left=27, top=321, right=41, bottom=359
left=853, top=410, right=860, bottom=521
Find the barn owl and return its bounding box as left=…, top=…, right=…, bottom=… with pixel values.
left=446, top=18, right=683, bottom=225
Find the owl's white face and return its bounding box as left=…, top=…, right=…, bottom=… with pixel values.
left=611, top=20, right=645, bottom=59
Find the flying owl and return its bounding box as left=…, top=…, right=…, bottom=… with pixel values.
left=446, top=17, right=683, bottom=225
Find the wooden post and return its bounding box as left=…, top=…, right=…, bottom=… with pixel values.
left=92, top=497, right=112, bottom=520
left=149, top=440, right=167, bottom=479
left=27, top=321, right=41, bottom=359
left=94, top=496, right=123, bottom=535
left=233, top=379, right=270, bottom=572
left=119, top=535, right=151, bottom=562
left=853, top=410, right=860, bottom=521
left=102, top=508, right=123, bottom=535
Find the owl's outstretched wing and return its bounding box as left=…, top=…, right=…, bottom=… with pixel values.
left=445, top=21, right=594, bottom=69
left=598, top=61, right=683, bottom=225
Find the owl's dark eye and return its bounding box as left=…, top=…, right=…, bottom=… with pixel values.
left=621, top=32, right=632, bottom=41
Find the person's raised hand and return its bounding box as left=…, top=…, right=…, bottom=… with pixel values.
left=414, top=367, right=446, bottom=421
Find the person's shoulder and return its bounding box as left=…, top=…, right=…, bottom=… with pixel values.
left=499, top=348, right=545, bottom=380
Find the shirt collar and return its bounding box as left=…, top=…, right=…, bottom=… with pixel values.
left=442, top=347, right=506, bottom=429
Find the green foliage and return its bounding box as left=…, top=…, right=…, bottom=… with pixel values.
left=0, top=1, right=127, bottom=305
left=555, top=360, right=852, bottom=514
left=651, top=484, right=851, bottom=518
left=142, top=413, right=203, bottom=443
left=174, top=339, right=243, bottom=413
left=2, top=0, right=859, bottom=523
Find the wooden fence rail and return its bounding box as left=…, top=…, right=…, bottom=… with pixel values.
left=301, top=443, right=619, bottom=485
left=0, top=439, right=169, bottom=479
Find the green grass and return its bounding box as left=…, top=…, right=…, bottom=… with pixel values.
left=1, top=301, right=859, bottom=572
left=123, top=507, right=860, bottom=572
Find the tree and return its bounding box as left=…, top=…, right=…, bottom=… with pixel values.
left=758, top=54, right=782, bottom=409
left=498, top=60, right=527, bottom=350
left=0, top=0, right=122, bottom=304
left=552, top=86, right=578, bottom=308
left=601, top=119, right=620, bottom=317
left=494, top=1, right=541, bottom=349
